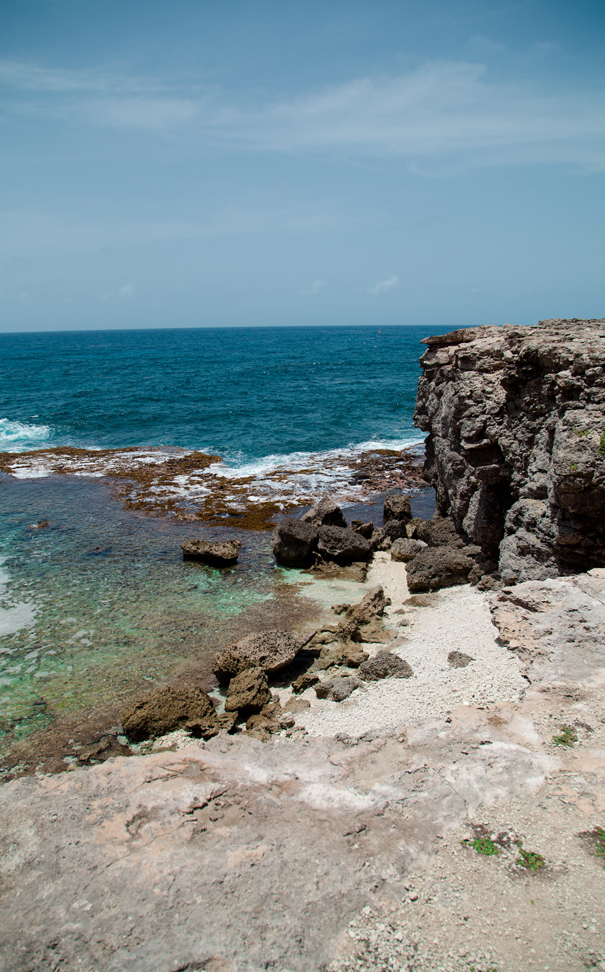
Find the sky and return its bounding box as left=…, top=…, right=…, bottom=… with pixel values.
left=1, top=0, right=604, bottom=332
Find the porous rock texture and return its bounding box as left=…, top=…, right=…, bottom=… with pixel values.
left=213, top=630, right=313, bottom=683
left=121, top=685, right=217, bottom=742
left=414, top=318, right=605, bottom=583
left=181, top=538, right=242, bottom=565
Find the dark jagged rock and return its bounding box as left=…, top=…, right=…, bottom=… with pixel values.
left=301, top=496, right=347, bottom=529
left=414, top=319, right=605, bottom=583
left=416, top=516, right=465, bottom=549
left=121, top=685, right=217, bottom=742
left=383, top=494, right=412, bottom=523
left=390, top=538, right=427, bottom=562
left=350, top=520, right=375, bottom=539
left=213, top=630, right=313, bottom=683
left=316, top=525, right=372, bottom=565
left=181, top=538, right=241, bottom=565
left=406, top=545, right=481, bottom=592
left=271, top=517, right=318, bottom=567
left=357, top=651, right=413, bottom=681
left=371, top=520, right=409, bottom=551
left=224, top=667, right=271, bottom=714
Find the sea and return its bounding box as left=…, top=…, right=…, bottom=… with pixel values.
left=0, top=323, right=450, bottom=774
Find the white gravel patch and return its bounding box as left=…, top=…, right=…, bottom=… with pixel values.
left=279, top=556, right=527, bottom=738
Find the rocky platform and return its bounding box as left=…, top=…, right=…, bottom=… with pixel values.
left=414, top=318, right=605, bottom=583
left=1, top=567, right=604, bottom=972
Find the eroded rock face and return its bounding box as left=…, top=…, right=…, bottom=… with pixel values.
left=314, top=676, right=363, bottom=702
left=414, top=319, right=605, bottom=582
left=224, top=667, right=271, bottom=714
left=121, top=685, right=216, bottom=741
left=383, top=494, right=412, bottom=523
left=390, top=538, right=427, bottom=563
left=316, top=525, right=372, bottom=564
left=406, top=546, right=481, bottom=592
left=213, top=630, right=312, bottom=683
left=271, top=517, right=318, bottom=567
left=301, top=496, right=347, bottom=529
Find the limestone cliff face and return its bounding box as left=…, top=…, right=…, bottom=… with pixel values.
left=414, top=319, right=605, bottom=583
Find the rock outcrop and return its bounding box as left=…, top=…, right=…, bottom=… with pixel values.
left=414, top=319, right=605, bottom=583
left=301, top=496, right=347, bottom=529
left=212, top=630, right=313, bottom=683
left=121, top=684, right=217, bottom=741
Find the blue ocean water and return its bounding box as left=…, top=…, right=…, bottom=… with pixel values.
left=0, top=325, right=449, bottom=460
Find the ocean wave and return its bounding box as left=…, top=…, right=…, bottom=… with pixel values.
left=0, top=418, right=52, bottom=453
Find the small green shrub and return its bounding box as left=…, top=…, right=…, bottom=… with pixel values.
left=516, top=846, right=545, bottom=870
left=600, top=431, right=605, bottom=454
left=553, top=725, right=578, bottom=747
left=596, top=826, right=605, bottom=867
left=468, top=836, right=500, bottom=855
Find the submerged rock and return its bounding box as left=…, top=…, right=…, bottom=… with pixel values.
left=181, top=538, right=242, bottom=566
left=271, top=517, right=318, bottom=567
left=213, top=630, right=313, bottom=683
left=358, top=651, right=413, bottom=681
left=121, top=685, right=216, bottom=742
left=301, top=496, right=347, bottom=529
left=225, top=667, right=271, bottom=715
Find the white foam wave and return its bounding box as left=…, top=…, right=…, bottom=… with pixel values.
left=214, top=434, right=426, bottom=481
left=0, top=417, right=51, bottom=453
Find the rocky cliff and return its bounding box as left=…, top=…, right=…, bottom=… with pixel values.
left=414, top=318, right=605, bottom=583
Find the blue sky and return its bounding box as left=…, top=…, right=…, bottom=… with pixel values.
left=1, top=0, right=604, bottom=331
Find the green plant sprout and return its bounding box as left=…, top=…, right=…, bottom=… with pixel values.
left=516, top=846, right=545, bottom=870
left=577, top=429, right=590, bottom=437
left=467, top=836, right=500, bottom=855
left=600, top=431, right=605, bottom=454
left=553, top=725, right=578, bottom=747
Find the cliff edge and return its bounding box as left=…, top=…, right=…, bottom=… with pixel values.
left=414, top=318, right=605, bottom=583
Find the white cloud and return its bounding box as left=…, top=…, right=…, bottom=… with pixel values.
left=300, top=279, right=324, bottom=296
left=368, top=275, right=399, bottom=295
left=118, top=284, right=135, bottom=298
left=3, top=59, right=605, bottom=170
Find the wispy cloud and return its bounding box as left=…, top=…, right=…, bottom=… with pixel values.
left=118, top=283, right=135, bottom=298
left=368, top=275, right=399, bottom=295
left=2, top=59, right=605, bottom=170
left=300, top=279, right=324, bottom=296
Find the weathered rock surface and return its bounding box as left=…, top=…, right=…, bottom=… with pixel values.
left=271, top=516, right=318, bottom=567
left=121, top=685, right=217, bottom=741
left=390, top=538, right=427, bottom=562
left=357, top=651, right=413, bottom=681
left=301, top=496, right=347, bottom=529
left=406, top=545, right=481, bottom=592
left=414, top=319, right=605, bottom=582
left=371, top=519, right=409, bottom=551
left=416, top=516, right=465, bottom=549
left=447, top=650, right=474, bottom=668
left=181, top=538, right=242, bottom=565
left=383, top=493, right=412, bottom=523
left=314, top=675, right=363, bottom=701
left=224, top=667, right=271, bottom=714
left=316, top=525, right=373, bottom=564
left=213, top=630, right=312, bottom=682
left=350, top=519, right=375, bottom=539
left=316, top=643, right=369, bottom=670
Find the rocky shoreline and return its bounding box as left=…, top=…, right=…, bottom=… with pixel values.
left=1, top=319, right=604, bottom=972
